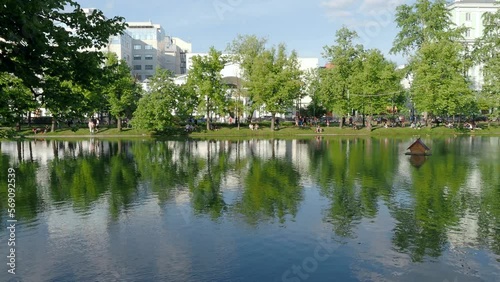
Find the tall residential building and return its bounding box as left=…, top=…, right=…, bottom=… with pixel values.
left=448, top=0, right=500, bottom=90
left=107, top=31, right=133, bottom=67
left=172, top=37, right=192, bottom=74
left=84, top=8, right=191, bottom=81
left=125, top=21, right=169, bottom=81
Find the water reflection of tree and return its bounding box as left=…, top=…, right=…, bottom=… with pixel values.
left=189, top=141, right=228, bottom=220
left=132, top=141, right=204, bottom=206
left=49, top=153, right=109, bottom=211
left=48, top=140, right=140, bottom=219
left=0, top=152, right=40, bottom=222
left=308, top=138, right=399, bottom=238
left=235, top=156, right=303, bottom=225
left=108, top=151, right=139, bottom=220
left=391, top=139, right=471, bottom=262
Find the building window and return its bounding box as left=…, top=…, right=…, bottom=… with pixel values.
left=145, top=44, right=153, bottom=50
left=133, top=55, right=141, bottom=60
left=465, top=29, right=471, bottom=37
left=145, top=55, right=153, bottom=60
left=466, top=12, right=471, bottom=21
left=133, top=65, right=142, bottom=70
left=133, top=44, right=142, bottom=50
left=145, top=65, right=153, bottom=70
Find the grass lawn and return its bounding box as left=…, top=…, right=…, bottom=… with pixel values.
left=2, top=121, right=499, bottom=140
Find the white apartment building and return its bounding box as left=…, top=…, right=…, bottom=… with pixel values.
left=107, top=31, right=133, bottom=67
left=448, top=0, right=500, bottom=90
left=124, top=21, right=168, bottom=81
left=101, top=16, right=191, bottom=81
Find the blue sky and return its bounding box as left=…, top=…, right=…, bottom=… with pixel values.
left=77, top=0, right=411, bottom=65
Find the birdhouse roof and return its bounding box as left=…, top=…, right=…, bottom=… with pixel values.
left=407, top=138, right=430, bottom=151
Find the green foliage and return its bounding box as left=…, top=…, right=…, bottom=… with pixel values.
left=132, top=69, right=196, bottom=131
left=187, top=47, right=228, bottom=130
left=0, top=73, right=37, bottom=127
left=391, top=0, right=473, bottom=120
left=474, top=9, right=500, bottom=121
left=391, top=0, right=464, bottom=56
left=0, top=0, right=126, bottom=95
left=226, top=35, right=268, bottom=118
left=350, top=49, right=403, bottom=128
left=411, top=40, right=473, bottom=117
left=102, top=53, right=141, bottom=130
left=43, top=77, right=91, bottom=125
left=248, top=44, right=303, bottom=130
left=226, top=34, right=267, bottom=81
left=320, top=27, right=364, bottom=126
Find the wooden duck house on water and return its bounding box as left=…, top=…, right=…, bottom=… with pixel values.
left=405, top=138, right=431, bottom=156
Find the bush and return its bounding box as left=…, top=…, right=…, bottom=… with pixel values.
left=0, top=128, right=17, bottom=138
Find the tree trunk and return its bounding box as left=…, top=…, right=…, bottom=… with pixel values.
left=117, top=117, right=122, bottom=131
left=206, top=96, right=211, bottom=131
left=271, top=113, right=276, bottom=131
left=206, top=108, right=211, bottom=131
left=339, top=116, right=344, bottom=128
left=367, top=115, right=372, bottom=131
left=51, top=117, right=56, bottom=132
left=28, top=111, right=32, bottom=127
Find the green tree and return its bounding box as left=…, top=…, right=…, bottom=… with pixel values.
left=132, top=69, right=197, bottom=131
left=321, top=27, right=364, bottom=128
left=303, top=68, right=326, bottom=118
left=103, top=53, right=141, bottom=131
left=227, top=34, right=268, bottom=120
left=43, top=77, right=92, bottom=132
left=474, top=9, right=500, bottom=124
left=391, top=0, right=473, bottom=124
left=248, top=44, right=303, bottom=130
left=0, top=73, right=37, bottom=130
left=187, top=47, right=228, bottom=131
left=350, top=49, right=403, bottom=130
left=0, top=1, right=126, bottom=101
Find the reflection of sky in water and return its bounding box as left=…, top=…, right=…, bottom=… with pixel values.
left=0, top=137, right=498, bottom=281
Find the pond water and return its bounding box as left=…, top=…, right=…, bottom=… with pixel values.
left=0, top=136, right=499, bottom=282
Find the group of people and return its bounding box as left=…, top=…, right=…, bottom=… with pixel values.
left=295, top=116, right=319, bottom=127
left=88, top=118, right=99, bottom=134
left=249, top=123, right=260, bottom=130
left=32, top=125, right=49, bottom=134
left=464, top=122, right=480, bottom=130
left=184, top=124, right=195, bottom=132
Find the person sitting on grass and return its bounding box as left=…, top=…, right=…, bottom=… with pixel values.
left=315, top=125, right=322, bottom=133
left=254, top=124, right=259, bottom=130
left=249, top=124, right=254, bottom=130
